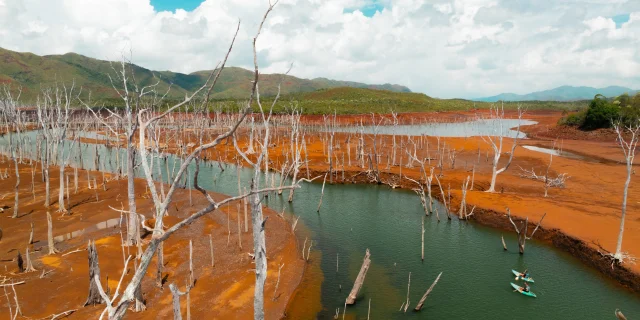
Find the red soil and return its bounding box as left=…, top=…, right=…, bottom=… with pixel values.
left=0, top=158, right=304, bottom=319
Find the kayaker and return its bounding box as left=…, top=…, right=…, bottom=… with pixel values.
left=520, top=269, right=529, bottom=279
left=523, top=282, right=531, bottom=293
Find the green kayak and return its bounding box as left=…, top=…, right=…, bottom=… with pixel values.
left=511, top=283, right=536, bottom=297
left=512, top=269, right=534, bottom=283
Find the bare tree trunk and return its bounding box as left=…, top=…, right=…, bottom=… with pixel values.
left=189, top=240, right=195, bottom=287
left=346, top=249, right=371, bottom=305
left=12, top=157, right=19, bottom=218
left=46, top=212, right=59, bottom=254
left=209, top=234, right=214, bottom=267
left=84, top=241, right=104, bottom=306
left=272, top=263, right=284, bottom=301
left=403, top=272, right=411, bottom=313
left=126, top=138, right=139, bottom=246
left=414, top=272, right=442, bottom=311
left=28, top=222, right=33, bottom=245
left=250, top=179, right=267, bottom=320
left=156, top=242, right=164, bottom=288
left=24, top=247, right=36, bottom=272
left=421, top=216, right=425, bottom=261
left=317, top=173, right=327, bottom=213
left=58, top=164, right=66, bottom=213
left=169, top=283, right=184, bottom=320
left=613, top=123, right=639, bottom=258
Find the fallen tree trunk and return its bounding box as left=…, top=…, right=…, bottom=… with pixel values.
left=346, top=249, right=371, bottom=305
left=414, top=271, right=442, bottom=311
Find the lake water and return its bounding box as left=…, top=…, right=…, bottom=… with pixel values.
left=332, top=119, right=538, bottom=138
left=3, top=131, right=639, bottom=319
left=522, top=145, right=602, bottom=163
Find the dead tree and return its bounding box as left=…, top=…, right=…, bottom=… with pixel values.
left=287, top=108, right=303, bottom=203
left=405, top=176, right=429, bottom=216
left=518, top=143, right=568, bottom=197
left=317, top=173, right=327, bottom=212
left=414, top=272, right=442, bottom=311
left=91, top=5, right=305, bottom=319
left=506, top=208, right=546, bottom=254
left=403, top=272, right=411, bottom=313
left=84, top=241, right=104, bottom=306
left=458, top=176, right=475, bottom=220
left=272, top=263, right=284, bottom=301
left=0, top=85, right=23, bottom=219
left=37, top=85, right=76, bottom=214
left=82, top=54, right=149, bottom=246
left=346, top=249, right=371, bottom=305
left=47, top=212, right=59, bottom=254
left=169, top=283, right=186, bottom=320
left=609, top=122, right=640, bottom=265
left=482, top=104, right=524, bottom=192
left=24, top=247, right=36, bottom=272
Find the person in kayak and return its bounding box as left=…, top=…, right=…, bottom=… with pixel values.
left=520, top=269, right=529, bottom=279
left=523, top=282, right=531, bottom=293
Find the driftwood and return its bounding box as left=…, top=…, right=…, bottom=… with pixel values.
left=615, top=308, right=627, bottom=320
left=414, top=271, right=442, bottom=311
left=501, top=234, right=507, bottom=251
left=84, top=241, right=104, bottom=306
left=346, top=249, right=371, bottom=305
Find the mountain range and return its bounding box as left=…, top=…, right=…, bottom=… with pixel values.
left=0, top=47, right=411, bottom=101
left=475, top=85, right=638, bottom=102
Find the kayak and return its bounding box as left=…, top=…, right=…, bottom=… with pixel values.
left=510, top=283, right=537, bottom=297
left=512, top=269, right=534, bottom=283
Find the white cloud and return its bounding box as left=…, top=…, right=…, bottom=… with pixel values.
left=0, top=0, right=639, bottom=98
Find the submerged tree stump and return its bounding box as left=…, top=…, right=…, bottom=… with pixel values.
left=84, top=241, right=104, bottom=306
left=346, top=249, right=371, bottom=305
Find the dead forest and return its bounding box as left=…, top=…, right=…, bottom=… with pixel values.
left=0, top=2, right=639, bottom=320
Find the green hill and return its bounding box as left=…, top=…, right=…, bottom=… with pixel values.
left=251, top=87, right=587, bottom=114
left=0, top=47, right=411, bottom=102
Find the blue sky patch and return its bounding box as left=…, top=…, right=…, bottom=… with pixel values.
left=612, top=13, right=630, bottom=28
left=150, top=0, right=205, bottom=12
left=344, top=0, right=386, bottom=17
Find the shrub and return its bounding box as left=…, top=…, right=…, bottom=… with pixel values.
left=581, top=94, right=619, bottom=129
left=558, top=111, right=585, bottom=126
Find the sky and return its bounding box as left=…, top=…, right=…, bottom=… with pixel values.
left=0, top=0, right=639, bottom=99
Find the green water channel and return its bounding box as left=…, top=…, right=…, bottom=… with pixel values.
left=4, top=131, right=639, bottom=319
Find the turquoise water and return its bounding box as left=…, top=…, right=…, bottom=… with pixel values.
left=333, top=119, right=538, bottom=138
left=4, top=131, right=639, bottom=319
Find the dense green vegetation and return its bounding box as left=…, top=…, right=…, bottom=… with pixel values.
left=558, top=92, right=640, bottom=129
